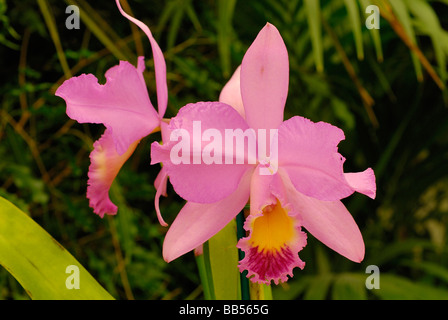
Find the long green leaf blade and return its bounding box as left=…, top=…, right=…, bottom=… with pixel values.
left=343, top=0, right=364, bottom=60
left=375, top=274, right=448, bottom=300
left=405, top=0, right=447, bottom=82
left=217, top=0, right=237, bottom=78
left=361, top=0, right=383, bottom=62
left=208, top=219, right=241, bottom=300
left=37, top=0, right=72, bottom=79
left=388, top=0, right=423, bottom=81
left=0, top=197, right=114, bottom=300
left=304, top=0, right=324, bottom=72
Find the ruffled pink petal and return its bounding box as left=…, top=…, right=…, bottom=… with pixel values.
left=116, top=0, right=168, bottom=117
left=219, top=65, right=245, bottom=119
left=163, top=168, right=253, bottom=262
left=55, top=57, right=159, bottom=155
left=151, top=101, right=254, bottom=204
left=87, top=129, right=140, bottom=218
left=240, top=23, right=289, bottom=131
left=278, top=116, right=358, bottom=201
left=276, top=168, right=365, bottom=262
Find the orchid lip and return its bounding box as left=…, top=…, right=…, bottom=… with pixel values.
left=238, top=199, right=307, bottom=284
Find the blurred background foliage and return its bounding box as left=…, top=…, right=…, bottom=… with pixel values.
left=1, top=0, right=448, bottom=300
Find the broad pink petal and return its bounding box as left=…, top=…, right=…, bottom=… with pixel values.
left=276, top=168, right=365, bottom=262
left=278, top=116, right=356, bottom=201
left=163, top=168, right=253, bottom=262
left=345, top=168, right=376, bottom=199
left=116, top=0, right=168, bottom=117
left=219, top=66, right=245, bottom=119
left=151, top=101, right=254, bottom=203
left=240, top=23, right=289, bottom=131
left=55, top=57, right=159, bottom=155
left=87, top=129, right=140, bottom=218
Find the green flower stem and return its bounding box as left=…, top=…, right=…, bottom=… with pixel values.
left=237, top=210, right=250, bottom=300
left=249, top=282, right=273, bottom=300
left=196, top=210, right=273, bottom=300
left=196, top=218, right=241, bottom=300
left=195, top=243, right=215, bottom=300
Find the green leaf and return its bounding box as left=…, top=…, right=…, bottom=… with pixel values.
left=343, top=0, right=364, bottom=60
left=249, top=282, right=272, bottom=300
left=360, top=0, right=383, bottom=62
left=388, top=0, right=424, bottom=81
left=37, top=0, right=71, bottom=78
left=166, top=0, right=188, bottom=50
left=272, top=275, right=312, bottom=300
left=402, top=260, right=448, bottom=284
left=332, top=273, right=367, bottom=300
left=207, top=219, right=241, bottom=300
left=304, top=274, right=333, bottom=300
left=405, top=0, right=447, bottom=82
left=196, top=243, right=215, bottom=300
left=374, top=274, right=448, bottom=300
left=0, top=197, right=114, bottom=300
left=217, top=0, right=237, bottom=78
left=65, top=0, right=133, bottom=62
left=304, top=0, right=324, bottom=72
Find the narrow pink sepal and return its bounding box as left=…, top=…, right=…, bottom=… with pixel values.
left=240, top=23, right=289, bottom=130
left=86, top=129, right=139, bottom=218
left=116, top=0, right=168, bottom=117
left=115, top=0, right=168, bottom=118
left=154, top=167, right=169, bottom=226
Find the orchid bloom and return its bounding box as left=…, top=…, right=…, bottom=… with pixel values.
left=151, top=23, right=376, bottom=284
left=55, top=0, right=168, bottom=224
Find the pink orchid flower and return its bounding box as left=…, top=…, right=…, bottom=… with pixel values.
left=151, top=23, right=376, bottom=284
left=55, top=0, right=168, bottom=224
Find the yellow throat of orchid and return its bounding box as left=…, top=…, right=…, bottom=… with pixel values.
left=249, top=200, right=295, bottom=253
